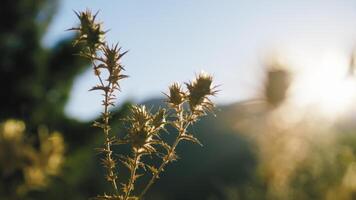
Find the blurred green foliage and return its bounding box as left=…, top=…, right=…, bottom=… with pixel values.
left=0, top=119, right=65, bottom=199
left=0, top=0, right=117, bottom=199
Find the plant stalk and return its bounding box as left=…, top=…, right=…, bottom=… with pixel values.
left=97, top=64, right=120, bottom=196
left=139, top=105, right=190, bottom=199
left=124, top=151, right=140, bottom=200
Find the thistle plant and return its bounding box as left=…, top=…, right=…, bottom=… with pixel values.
left=70, top=9, right=217, bottom=200
left=139, top=74, right=217, bottom=198
left=70, top=10, right=126, bottom=196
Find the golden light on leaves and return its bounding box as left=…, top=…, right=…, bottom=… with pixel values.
left=0, top=119, right=65, bottom=196
left=2, top=119, right=25, bottom=140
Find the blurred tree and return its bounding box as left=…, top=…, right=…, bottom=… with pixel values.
left=0, top=1, right=106, bottom=199
left=0, top=0, right=88, bottom=128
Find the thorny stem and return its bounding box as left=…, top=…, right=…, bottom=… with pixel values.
left=104, top=88, right=120, bottom=195
left=94, top=52, right=120, bottom=196
left=139, top=105, right=191, bottom=199
left=124, top=150, right=141, bottom=200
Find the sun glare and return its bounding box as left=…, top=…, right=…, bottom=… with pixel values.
left=290, top=52, right=356, bottom=117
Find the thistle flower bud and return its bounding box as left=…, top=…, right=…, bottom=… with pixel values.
left=101, top=44, right=128, bottom=87
left=125, top=106, right=152, bottom=150
left=167, top=83, right=185, bottom=106
left=128, top=126, right=150, bottom=149
left=124, top=105, right=166, bottom=151
left=186, top=72, right=216, bottom=114
left=127, top=105, right=151, bottom=127
left=72, top=10, right=105, bottom=53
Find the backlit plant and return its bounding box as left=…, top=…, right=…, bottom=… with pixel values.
left=70, top=9, right=217, bottom=200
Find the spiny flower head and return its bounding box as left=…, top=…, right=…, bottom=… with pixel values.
left=128, top=126, right=150, bottom=150
left=100, top=44, right=128, bottom=87
left=127, top=105, right=151, bottom=128
left=101, top=44, right=125, bottom=69
left=125, top=105, right=166, bottom=151
left=186, top=72, right=216, bottom=115
left=166, top=83, right=185, bottom=106
left=71, top=10, right=105, bottom=53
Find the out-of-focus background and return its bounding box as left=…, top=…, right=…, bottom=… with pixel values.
left=2, top=0, right=356, bottom=199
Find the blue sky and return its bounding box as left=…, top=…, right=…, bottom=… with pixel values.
left=43, top=0, right=356, bottom=121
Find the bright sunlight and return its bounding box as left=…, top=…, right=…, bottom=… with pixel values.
left=290, top=50, right=356, bottom=117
